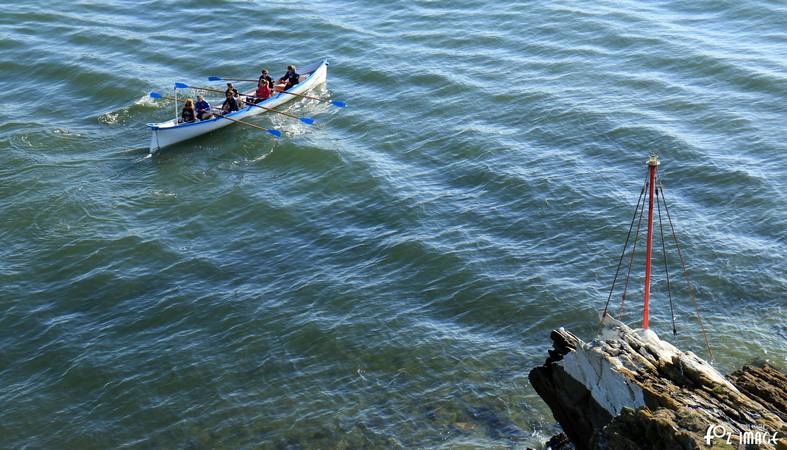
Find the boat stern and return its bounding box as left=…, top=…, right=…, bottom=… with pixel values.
left=147, top=123, right=164, bottom=154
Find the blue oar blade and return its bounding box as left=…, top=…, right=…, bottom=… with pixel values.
left=208, top=76, right=223, bottom=81
left=174, top=82, right=189, bottom=89
left=149, top=91, right=162, bottom=99
left=267, top=129, right=282, bottom=138
left=331, top=100, right=346, bottom=108
left=299, top=117, right=315, bottom=125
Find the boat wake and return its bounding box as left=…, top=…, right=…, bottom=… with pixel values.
left=134, top=94, right=158, bottom=107
left=251, top=148, right=275, bottom=163
left=135, top=153, right=153, bottom=163
left=98, top=95, right=161, bottom=126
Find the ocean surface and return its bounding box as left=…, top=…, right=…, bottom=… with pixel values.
left=1, top=1, right=785, bottom=448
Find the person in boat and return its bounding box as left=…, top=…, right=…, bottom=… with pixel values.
left=195, top=95, right=212, bottom=120
left=225, top=82, right=239, bottom=98
left=221, top=90, right=239, bottom=114
left=180, top=98, right=196, bottom=123
left=225, top=82, right=244, bottom=108
left=253, top=78, right=272, bottom=104
left=258, top=68, right=274, bottom=89
left=278, top=65, right=300, bottom=90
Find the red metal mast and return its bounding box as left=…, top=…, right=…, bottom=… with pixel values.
left=642, top=154, right=660, bottom=329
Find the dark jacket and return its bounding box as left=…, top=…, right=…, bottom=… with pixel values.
left=279, top=70, right=300, bottom=89
left=195, top=99, right=211, bottom=113
left=259, top=74, right=274, bottom=88
left=221, top=97, right=239, bottom=113
left=181, top=107, right=196, bottom=122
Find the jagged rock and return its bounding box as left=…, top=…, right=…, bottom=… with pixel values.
left=729, top=364, right=787, bottom=423
left=545, top=432, right=576, bottom=450
left=529, top=316, right=787, bottom=450
left=590, top=406, right=708, bottom=450
left=529, top=328, right=615, bottom=447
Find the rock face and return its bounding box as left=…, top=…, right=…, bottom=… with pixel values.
left=728, top=364, right=787, bottom=423
left=529, top=317, right=787, bottom=450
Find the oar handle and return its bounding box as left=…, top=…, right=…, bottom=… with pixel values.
left=188, top=85, right=230, bottom=95
left=151, top=92, right=280, bottom=136
left=180, top=84, right=251, bottom=97
left=190, top=86, right=305, bottom=120
left=187, top=85, right=260, bottom=100
left=190, top=84, right=342, bottom=107
left=216, top=78, right=259, bottom=83
left=155, top=90, right=310, bottom=123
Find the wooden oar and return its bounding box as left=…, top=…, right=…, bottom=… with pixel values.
left=151, top=91, right=190, bottom=103
left=208, top=77, right=258, bottom=83
left=273, top=89, right=347, bottom=107
left=207, top=76, right=346, bottom=107
left=211, top=112, right=282, bottom=137
left=177, top=82, right=240, bottom=96
left=174, top=83, right=315, bottom=124
left=247, top=102, right=314, bottom=124
left=148, top=92, right=282, bottom=137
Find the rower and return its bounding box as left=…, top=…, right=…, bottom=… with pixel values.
left=226, top=82, right=244, bottom=108
left=225, top=82, right=239, bottom=98
left=180, top=98, right=196, bottom=123
left=221, top=91, right=239, bottom=114
left=278, top=65, right=300, bottom=90
left=252, top=79, right=272, bottom=104
left=259, top=68, right=274, bottom=89
left=195, top=95, right=212, bottom=120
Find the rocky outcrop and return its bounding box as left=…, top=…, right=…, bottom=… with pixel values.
left=728, top=364, right=787, bottom=423
left=529, top=317, right=786, bottom=450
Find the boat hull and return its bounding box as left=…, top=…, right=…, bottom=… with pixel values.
left=147, top=59, right=328, bottom=154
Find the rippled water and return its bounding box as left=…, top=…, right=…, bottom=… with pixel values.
left=1, top=1, right=785, bottom=448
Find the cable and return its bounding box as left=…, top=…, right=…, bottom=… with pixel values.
left=659, top=184, right=713, bottom=360
left=656, top=184, right=677, bottom=336
left=620, top=176, right=648, bottom=315
left=601, top=178, right=648, bottom=322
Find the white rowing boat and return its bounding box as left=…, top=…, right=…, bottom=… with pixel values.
left=147, top=59, right=328, bottom=154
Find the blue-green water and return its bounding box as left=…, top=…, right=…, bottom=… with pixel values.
left=1, top=1, right=785, bottom=448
